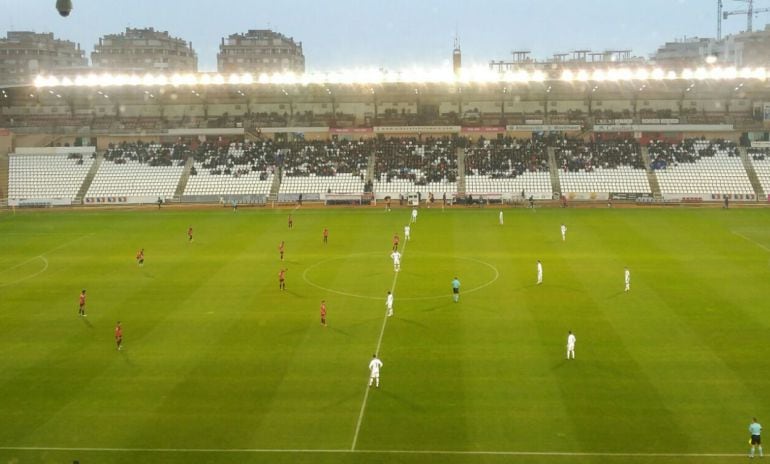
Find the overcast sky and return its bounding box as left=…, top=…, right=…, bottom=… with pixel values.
left=2, top=0, right=764, bottom=71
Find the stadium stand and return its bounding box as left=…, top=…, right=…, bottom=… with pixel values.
left=184, top=141, right=275, bottom=198
left=373, top=137, right=458, bottom=197
left=650, top=139, right=754, bottom=196
left=748, top=147, right=770, bottom=195
left=8, top=151, right=94, bottom=205
left=556, top=138, right=651, bottom=194
left=464, top=137, right=552, bottom=198
left=86, top=142, right=185, bottom=200
left=278, top=140, right=369, bottom=197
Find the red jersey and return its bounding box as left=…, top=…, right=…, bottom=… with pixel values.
left=79, top=293, right=86, bottom=306
left=320, top=302, right=327, bottom=316
left=393, top=235, right=399, bottom=244
left=279, top=270, right=286, bottom=280
left=323, top=228, right=329, bottom=237
left=136, top=250, right=144, bottom=260
left=115, top=325, right=122, bottom=339
left=279, top=242, right=285, bottom=252
left=187, top=227, right=193, bottom=236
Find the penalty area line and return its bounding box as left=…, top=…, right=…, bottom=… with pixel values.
left=0, top=446, right=744, bottom=458
left=732, top=230, right=770, bottom=253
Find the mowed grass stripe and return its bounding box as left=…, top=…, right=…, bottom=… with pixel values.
left=0, top=208, right=768, bottom=463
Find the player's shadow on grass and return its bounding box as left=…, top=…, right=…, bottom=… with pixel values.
left=120, top=350, right=135, bottom=367
left=419, top=301, right=452, bottom=313
left=378, top=389, right=426, bottom=413
left=326, top=326, right=350, bottom=337
left=391, top=317, right=429, bottom=330
left=79, top=316, right=93, bottom=328
left=321, top=390, right=360, bottom=410
left=551, top=359, right=570, bottom=371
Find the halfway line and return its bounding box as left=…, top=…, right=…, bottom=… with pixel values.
left=350, top=227, right=410, bottom=451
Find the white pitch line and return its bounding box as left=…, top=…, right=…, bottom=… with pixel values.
left=732, top=230, right=770, bottom=253
left=0, top=233, right=94, bottom=287
left=350, top=234, right=409, bottom=451
left=0, top=446, right=744, bottom=458
left=0, top=256, right=48, bottom=288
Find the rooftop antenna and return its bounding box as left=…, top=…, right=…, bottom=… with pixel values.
left=452, top=26, right=461, bottom=76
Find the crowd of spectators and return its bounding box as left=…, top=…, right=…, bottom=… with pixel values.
left=191, top=141, right=277, bottom=179
left=280, top=140, right=369, bottom=178
left=556, top=138, right=644, bottom=172
left=649, top=138, right=739, bottom=170
left=748, top=147, right=770, bottom=161
left=374, top=137, right=458, bottom=184
left=103, top=141, right=190, bottom=166
left=464, top=136, right=548, bottom=177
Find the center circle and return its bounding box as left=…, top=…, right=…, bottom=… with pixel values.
left=302, top=251, right=499, bottom=300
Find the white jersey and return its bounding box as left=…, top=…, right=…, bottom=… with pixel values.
left=537, top=262, right=543, bottom=274
left=412, top=209, right=418, bottom=219
left=391, top=251, right=401, bottom=263
left=386, top=294, right=394, bottom=308
left=404, top=225, right=410, bottom=237
left=369, top=358, right=383, bottom=375
left=561, top=225, right=567, bottom=237
left=499, top=211, right=504, bottom=224
left=624, top=269, right=630, bottom=283
left=567, top=333, right=576, bottom=347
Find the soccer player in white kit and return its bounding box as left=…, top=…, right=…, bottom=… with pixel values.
left=404, top=224, right=411, bottom=241
left=499, top=210, right=504, bottom=225
left=411, top=208, right=418, bottom=223
left=390, top=250, right=401, bottom=272
left=624, top=267, right=631, bottom=292
left=537, top=260, right=543, bottom=285
left=368, top=354, right=383, bottom=388
left=385, top=290, right=394, bottom=317
left=567, top=330, right=576, bottom=359
left=561, top=223, right=567, bottom=241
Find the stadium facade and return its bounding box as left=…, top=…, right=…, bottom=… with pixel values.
left=0, top=31, right=88, bottom=86
left=217, top=30, right=305, bottom=75
left=91, top=28, right=198, bottom=74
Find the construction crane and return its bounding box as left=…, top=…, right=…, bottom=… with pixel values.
left=720, top=0, right=770, bottom=36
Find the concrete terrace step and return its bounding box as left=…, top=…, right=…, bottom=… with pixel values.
left=74, top=153, right=103, bottom=204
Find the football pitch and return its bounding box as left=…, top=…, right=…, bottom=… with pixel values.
left=0, top=205, right=768, bottom=464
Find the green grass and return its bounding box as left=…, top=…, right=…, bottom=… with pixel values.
left=0, top=205, right=769, bottom=464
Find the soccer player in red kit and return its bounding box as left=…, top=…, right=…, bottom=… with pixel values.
left=320, top=300, right=327, bottom=326
left=279, top=268, right=287, bottom=290
left=78, top=289, right=86, bottom=317
left=323, top=228, right=329, bottom=244
left=136, top=249, right=144, bottom=267
left=279, top=241, right=285, bottom=261
left=115, top=321, right=123, bottom=350
left=187, top=226, right=193, bottom=242
left=392, top=234, right=400, bottom=252
left=288, top=214, right=293, bottom=229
